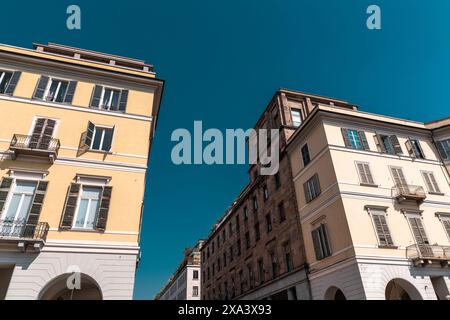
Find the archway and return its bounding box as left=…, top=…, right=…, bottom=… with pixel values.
left=39, top=273, right=102, bottom=300
left=324, top=286, right=347, bottom=300
left=385, top=278, right=422, bottom=300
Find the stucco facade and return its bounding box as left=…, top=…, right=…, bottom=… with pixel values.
left=0, top=43, right=163, bottom=299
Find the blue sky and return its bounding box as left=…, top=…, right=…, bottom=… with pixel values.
left=1, top=0, right=450, bottom=299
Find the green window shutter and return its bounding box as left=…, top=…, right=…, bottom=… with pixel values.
left=95, top=186, right=112, bottom=231
left=90, top=85, right=103, bottom=108
left=409, top=217, right=429, bottom=245
left=374, top=133, right=385, bottom=153
left=60, top=183, right=81, bottom=229
left=358, top=131, right=370, bottom=150
left=24, top=181, right=48, bottom=238
left=443, top=220, right=450, bottom=239
left=405, top=139, right=413, bottom=157
left=341, top=128, right=352, bottom=148
left=83, top=121, right=95, bottom=148
left=436, top=141, right=448, bottom=160
left=33, top=76, right=49, bottom=99
left=0, top=177, right=13, bottom=214
left=118, top=90, right=128, bottom=112
left=389, top=135, right=403, bottom=154
left=64, top=81, right=78, bottom=104
left=4, top=71, right=22, bottom=95
left=372, top=214, right=393, bottom=246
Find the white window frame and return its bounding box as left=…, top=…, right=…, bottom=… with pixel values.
left=99, top=86, right=122, bottom=111
left=1, top=179, right=37, bottom=223
left=0, top=69, right=13, bottom=94
left=44, top=77, right=70, bottom=103
left=27, top=116, right=60, bottom=139
left=90, top=125, right=114, bottom=152
left=72, top=184, right=103, bottom=230
left=355, top=161, right=376, bottom=186
left=290, top=108, right=302, bottom=127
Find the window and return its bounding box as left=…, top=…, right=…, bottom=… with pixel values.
left=274, top=172, right=281, bottom=189
left=217, top=258, right=221, bottom=271
left=439, top=215, right=450, bottom=240
left=243, top=207, right=248, bottom=221
left=245, top=232, right=250, bottom=249
left=312, top=224, right=332, bottom=260
left=45, top=79, right=69, bottom=103
left=212, top=263, right=215, bottom=276
left=73, top=186, right=102, bottom=229
left=390, top=167, right=408, bottom=192
left=2, top=180, right=36, bottom=226
left=407, top=215, right=429, bottom=245
left=269, top=251, right=278, bottom=279
left=235, top=216, right=240, bottom=233
left=211, top=240, right=215, bottom=254
left=90, top=85, right=128, bottom=112
left=341, top=128, right=369, bottom=150
left=278, top=202, right=286, bottom=222
left=375, top=134, right=402, bottom=155
left=90, top=124, right=114, bottom=152
left=192, top=286, right=199, bottom=297
left=265, top=214, right=272, bottom=233
left=193, top=270, right=199, bottom=280
left=263, top=185, right=269, bottom=201
left=422, top=171, right=441, bottom=194
left=304, top=174, right=321, bottom=203
left=290, top=108, right=302, bottom=127
left=0, top=70, right=13, bottom=94
left=223, top=252, right=227, bottom=267
left=253, top=196, right=258, bottom=211
left=236, top=239, right=241, bottom=256
left=254, top=222, right=261, bottom=241
left=222, top=229, right=226, bottom=241
left=257, top=259, right=265, bottom=283
left=301, top=144, right=311, bottom=166
left=356, top=162, right=375, bottom=185
left=283, top=242, right=294, bottom=272
left=367, top=208, right=394, bottom=246
left=436, top=139, right=450, bottom=160
left=247, top=264, right=254, bottom=288
left=406, top=138, right=425, bottom=159
left=229, top=246, right=233, bottom=262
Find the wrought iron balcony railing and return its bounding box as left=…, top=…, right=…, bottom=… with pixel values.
left=9, top=134, right=60, bottom=161
left=392, top=184, right=426, bottom=203
left=0, top=219, right=49, bottom=242
left=406, top=244, right=450, bottom=266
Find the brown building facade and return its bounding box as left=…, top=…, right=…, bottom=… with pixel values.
left=200, top=90, right=356, bottom=300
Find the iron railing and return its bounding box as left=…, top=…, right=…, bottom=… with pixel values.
left=0, top=219, right=49, bottom=241
left=406, top=244, right=450, bottom=261
left=392, top=184, right=426, bottom=201
left=10, top=134, right=60, bottom=155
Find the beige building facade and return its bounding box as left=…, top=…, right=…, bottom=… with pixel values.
left=286, top=101, right=450, bottom=300
left=0, top=43, right=163, bottom=299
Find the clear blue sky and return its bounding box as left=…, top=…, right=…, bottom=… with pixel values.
left=1, top=0, right=450, bottom=299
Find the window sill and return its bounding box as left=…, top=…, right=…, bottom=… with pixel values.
left=429, top=192, right=445, bottom=196
left=360, top=183, right=378, bottom=188
left=87, top=149, right=113, bottom=155
left=378, top=245, right=398, bottom=249
left=63, top=228, right=104, bottom=233
left=90, top=106, right=126, bottom=114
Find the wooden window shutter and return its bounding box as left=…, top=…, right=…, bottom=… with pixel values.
left=4, top=71, right=22, bottom=95
left=95, top=186, right=112, bottom=231
left=24, top=181, right=48, bottom=237
left=64, top=81, right=78, bottom=104
left=443, top=220, right=450, bottom=239
left=320, top=224, right=331, bottom=256
left=90, top=85, right=103, bottom=108
left=341, top=128, right=352, bottom=148
left=313, top=174, right=321, bottom=196
left=429, top=173, right=440, bottom=193
left=372, top=214, right=393, bottom=246
left=118, top=90, right=128, bottom=112
left=408, top=217, right=429, bottom=245
left=312, top=229, right=323, bottom=260
left=33, top=76, right=49, bottom=99
left=60, top=183, right=81, bottom=229
left=374, top=133, right=385, bottom=153
left=405, top=139, right=414, bottom=157
left=84, top=121, right=95, bottom=148
left=389, top=135, right=403, bottom=154
left=358, top=131, right=370, bottom=150
left=422, top=172, right=434, bottom=192
left=0, top=177, right=13, bottom=214
left=303, top=181, right=311, bottom=203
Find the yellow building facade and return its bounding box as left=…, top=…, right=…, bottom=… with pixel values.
left=0, top=43, right=163, bottom=299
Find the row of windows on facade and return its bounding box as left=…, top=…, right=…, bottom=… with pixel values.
left=202, top=172, right=283, bottom=261
left=340, top=127, right=450, bottom=161
left=0, top=69, right=130, bottom=112
left=0, top=177, right=112, bottom=233
left=203, top=241, right=294, bottom=299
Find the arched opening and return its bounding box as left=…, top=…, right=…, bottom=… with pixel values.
left=385, top=278, right=422, bottom=300
left=39, top=273, right=102, bottom=300
left=324, top=286, right=347, bottom=300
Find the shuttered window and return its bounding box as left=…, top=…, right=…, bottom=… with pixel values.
left=422, top=171, right=441, bottom=194
left=301, top=144, right=311, bottom=166
left=390, top=167, right=408, bottom=193
left=311, top=224, right=332, bottom=260
left=81, top=122, right=114, bottom=153
left=0, top=70, right=21, bottom=95
left=356, top=162, right=375, bottom=185
left=375, top=134, right=403, bottom=155
left=33, top=76, right=77, bottom=104
left=60, top=183, right=112, bottom=231
left=408, top=216, right=429, bottom=245
left=442, top=219, right=450, bottom=240
left=29, top=118, right=57, bottom=150
left=406, top=138, right=425, bottom=159
left=436, top=139, right=450, bottom=160
left=90, top=85, right=128, bottom=112
left=369, top=210, right=394, bottom=246
left=304, top=174, right=321, bottom=203
left=341, top=128, right=369, bottom=150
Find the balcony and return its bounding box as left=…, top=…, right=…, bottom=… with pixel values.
left=392, top=184, right=426, bottom=204
left=9, top=134, right=60, bottom=162
left=0, top=219, right=49, bottom=252
left=406, top=244, right=450, bottom=267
